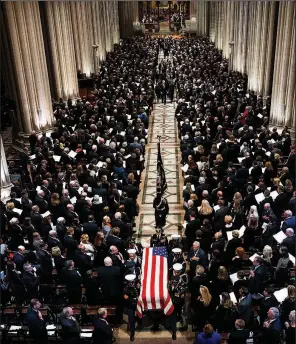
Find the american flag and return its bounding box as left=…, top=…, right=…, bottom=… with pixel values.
left=136, top=247, right=174, bottom=318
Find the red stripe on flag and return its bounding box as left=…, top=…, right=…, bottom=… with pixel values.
left=150, top=255, right=157, bottom=309
left=159, top=256, right=164, bottom=308
left=141, top=248, right=149, bottom=310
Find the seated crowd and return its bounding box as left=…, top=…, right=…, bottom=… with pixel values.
left=0, top=36, right=295, bottom=344
left=171, top=37, right=295, bottom=343
left=0, top=37, right=158, bottom=343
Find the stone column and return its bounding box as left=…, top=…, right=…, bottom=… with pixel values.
left=44, top=2, right=79, bottom=99
left=270, top=1, right=295, bottom=127
left=190, top=0, right=197, bottom=19
left=2, top=2, right=54, bottom=134
left=69, top=2, right=93, bottom=75
left=102, top=1, right=112, bottom=52
left=118, top=1, right=137, bottom=38
left=0, top=135, right=12, bottom=201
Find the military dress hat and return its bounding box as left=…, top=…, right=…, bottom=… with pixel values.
left=173, top=263, right=183, bottom=271
left=125, top=274, right=136, bottom=282
left=127, top=249, right=136, bottom=254
left=171, top=234, right=181, bottom=239
left=172, top=248, right=182, bottom=254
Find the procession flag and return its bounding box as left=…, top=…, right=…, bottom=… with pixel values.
left=156, top=137, right=167, bottom=197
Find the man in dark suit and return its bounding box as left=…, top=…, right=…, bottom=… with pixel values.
left=34, top=190, right=48, bottom=214
left=46, top=230, right=62, bottom=250
left=74, top=244, right=92, bottom=276
left=249, top=256, right=267, bottom=294
left=64, top=228, right=78, bottom=260
left=22, top=263, right=40, bottom=301
left=259, top=286, right=279, bottom=324
left=30, top=205, right=44, bottom=232
left=228, top=319, right=251, bottom=344
left=83, top=215, right=99, bottom=242
left=59, top=306, right=81, bottom=343
left=187, top=241, right=207, bottom=274
left=97, top=257, right=122, bottom=305
left=93, top=308, right=113, bottom=344
left=26, top=298, right=48, bottom=343
left=235, top=163, right=250, bottom=192
left=281, top=228, right=295, bottom=255
left=213, top=200, right=230, bottom=230
left=237, top=287, right=253, bottom=324
left=61, top=260, right=83, bottom=304
left=106, top=227, right=124, bottom=252
left=123, top=182, right=139, bottom=200
left=13, top=245, right=26, bottom=271
left=273, top=186, right=290, bottom=220
left=111, top=212, right=131, bottom=239
left=185, top=211, right=200, bottom=248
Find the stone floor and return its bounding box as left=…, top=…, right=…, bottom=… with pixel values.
left=136, top=102, right=184, bottom=248
left=116, top=50, right=186, bottom=341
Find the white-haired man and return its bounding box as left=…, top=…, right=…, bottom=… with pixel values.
left=97, top=257, right=122, bottom=306
left=281, top=228, right=295, bottom=255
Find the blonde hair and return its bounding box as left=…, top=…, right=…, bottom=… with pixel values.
left=262, top=245, right=273, bottom=263
left=287, top=285, right=296, bottom=299
left=7, top=202, right=15, bottom=210
left=200, top=286, right=212, bottom=306
left=199, top=200, right=213, bottom=215
left=103, top=216, right=110, bottom=225
left=190, top=193, right=198, bottom=201
left=218, top=266, right=229, bottom=280
left=233, top=192, right=242, bottom=202
left=216, top=154, right=223, bottom=162
left=185, top=182, right=192, bottom=192
left=51, top=246, right=61, bottom=257
left=80, top=234, right=89, bottom=243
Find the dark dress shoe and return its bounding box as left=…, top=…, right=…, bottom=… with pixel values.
left=172, top=333, right=176, bottom=340
left=130, top=334, right=135, bottom=342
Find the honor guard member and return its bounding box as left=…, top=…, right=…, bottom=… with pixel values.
left=125, top=237, right=143, bottom=258
left=168, top=248, right=186, bottom=276
left=123, top=274, right=140, bottom=342
left=168, top=233, right=183, bottom=253
left=168, top=263, right=188, bottom=340
left=127, top=249, right=142, bottom=270
left=150, top=227, right=168, bottom=248
left=153, top=195, right=169, bottom=229
left=125, top=260, right=141, bottom=282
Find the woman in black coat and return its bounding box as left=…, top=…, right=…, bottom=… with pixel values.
left=213, top=292, right=237, bottom=332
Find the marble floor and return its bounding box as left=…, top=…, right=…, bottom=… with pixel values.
left=136, top=101, right=185, bottom=248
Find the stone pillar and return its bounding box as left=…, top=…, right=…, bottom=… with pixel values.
left=44, top=2, right=79, bottom=99
left=2, top=2, right=54, bottom=134
left=270, top=1, right=295, bottom=128
left=118, top=1, right=137, bottom=38
left=103, top=1, right=112, bottom=52
left=190, top=0, right=197, bottom=19
left=0, top=135, right=12, bottom=201
left=69, top=2, right=93, bottom=75
left=196, top=1, right=209, bottom=37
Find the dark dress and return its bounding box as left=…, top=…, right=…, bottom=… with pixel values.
left=213, top=304, right=237, bottom=332
left=192, top=298, right=215, bottom=330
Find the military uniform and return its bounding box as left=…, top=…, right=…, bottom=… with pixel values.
left=168, top=263, right=188, bottom=339
left=123, top=274, right=140, bottom=342
left=168, top=234, right=183, bottom=253
left=125, top=238, right=143, bottom=257
left=153, top=196, right=169, bottom=228
left=150, top=229, right=168, bottom=248
left=168, top=248, right=186, bottom=276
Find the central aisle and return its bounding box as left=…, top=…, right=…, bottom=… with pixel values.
left=137, top=101, right=185, bottom=247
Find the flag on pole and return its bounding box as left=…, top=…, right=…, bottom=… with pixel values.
left=136, top=247, right=174, bottom=318
left=156, top=139, right=167, bottom=197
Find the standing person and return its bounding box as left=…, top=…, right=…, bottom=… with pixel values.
left=262, top=307, right=282, bottom=344
left=228, top=319, right=251, bottom=344
left=26, top=299, right=48, bottom=344
left=22, top=263, right=40, bottom=302
left=194, top=323, right=221, bottom=344
left=93, top=308, right=114, bottom=344
left=59, top=307, right=81, bottom=343
left=168, top=263, right=188, bottom=340
left=61, top=260, right=83, bottom=304
left=153, top=195, right=169, bottom=229
left=123, top=274, right=140, bottom=342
